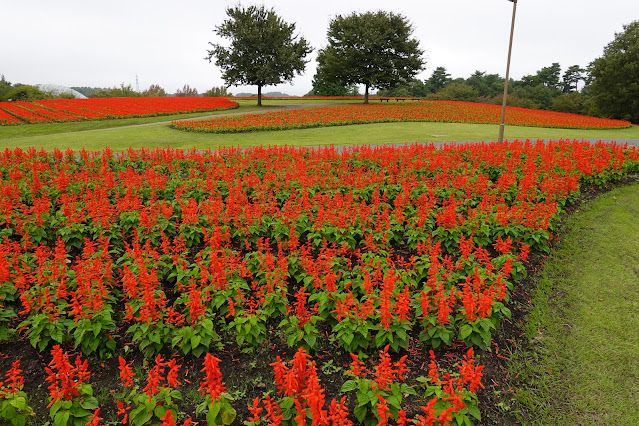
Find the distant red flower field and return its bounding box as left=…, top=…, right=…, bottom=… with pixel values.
left=0, top=97, right=238, bottom=125
left=171, top=101, right=632, bottom=133
left=230, top=96, right=415, bottom=100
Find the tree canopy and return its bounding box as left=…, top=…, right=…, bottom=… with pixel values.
left=89, top=84, right=140, bottom=98
left=426, top=67, right=452, bottom=94
left=562, top=65, right=585, bottom=93
left=307, top=66, right=359, bottom=97
left=203, top=86, right=233, bottom=97
left=175, top=84, right=198, bottom=97
left=316, top=11, right=424, bottom=103
left=143, top=84, right=167, bottom=97
left=206, top=5, right=312, bottom=106
left=589, top=21, right=639, bottom=123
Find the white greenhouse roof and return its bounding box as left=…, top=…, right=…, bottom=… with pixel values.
left=36, top=84, right=87, bottom=99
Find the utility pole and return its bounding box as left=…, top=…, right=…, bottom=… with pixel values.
left=498, top=0, right=518, bottom=143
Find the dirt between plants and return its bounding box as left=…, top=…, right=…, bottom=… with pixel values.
left=1, top=176, right=637, bottom=425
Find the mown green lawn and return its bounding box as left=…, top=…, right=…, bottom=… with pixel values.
left=510, top=180, right=639, bottom=425
left=2, top=117, right=639, bottom=152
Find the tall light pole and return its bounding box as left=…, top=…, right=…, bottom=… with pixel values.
left=498, top=0, right=518, bottom=143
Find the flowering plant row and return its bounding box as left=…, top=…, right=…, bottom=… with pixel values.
left=0, top=345, right=482, bottom=425
left=0, top=141, right=637, bottom=363
left=171, top=101, right=631, bottom=133
left=0, top=97, right=238, bottom=125
left=231, top=96, right=416, bottom=100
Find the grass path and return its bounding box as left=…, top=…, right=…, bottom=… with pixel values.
left=2, top=119, right=639, bottom=152
left=512, top=179, right=639, bottom=425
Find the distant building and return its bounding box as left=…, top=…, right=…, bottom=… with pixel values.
left=36, top=84, right=87, bottom=99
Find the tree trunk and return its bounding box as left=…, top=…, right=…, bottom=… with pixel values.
left=364, top=84, right=369, bottom=104
left=257, top=85, right=262, bottom=107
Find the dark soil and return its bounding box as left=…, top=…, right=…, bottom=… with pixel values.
left=1, top=175, right=637, bottom=425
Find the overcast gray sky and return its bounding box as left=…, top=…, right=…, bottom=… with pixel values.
left=2, top=1, right=637, bottom=95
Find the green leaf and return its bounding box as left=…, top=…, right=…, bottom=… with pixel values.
left=356, top=390, right=371, bottom=405
left=250, top=326, right=261, bottom=338
left=459, top=324, right=473, bottom=340
left=207, top=402, right=222, bottom=425
left=171, top=335, right=182, bottom=347
left=340, top=380, right=357, bottom=392
left=80, top=397, right=99, bottom=410
left=131, top=406, right=152, bottom=426
left=92, top=322, right=102, bottom=336
left=280, top=397, right=295, bottom=410
left=154, top=404, right=166, bottom=419
left=3, top=404, right=17, bottom=419
left=305, top=334, right=316, bottom=348
left=386, top=394, right=401, bottom=410
left=9, top=396, right=26, bottom=410
left=287, top=333, right=297, bottom=347
left=468, top=405, right=482, bottom=420
left=342, top=332, right=354, bottom=346
left=202, top=318, right=214, bottom=331
left=69, top=405, right=90, bottom=418
left=191, top=335, right=202, bottom=349
left=354, top=404, right=368, bottom=423
left=53, top=411, right=70, bottom=426
left=471, top=333, right=482, bottom=347
left=221, top=406, right=237, bottom=425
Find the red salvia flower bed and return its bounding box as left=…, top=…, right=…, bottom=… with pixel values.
left=172, top=101, right=631, bottom=132
left=0, top=97, right=238, bottom=125
left=0, top=141, right=637, bottom=424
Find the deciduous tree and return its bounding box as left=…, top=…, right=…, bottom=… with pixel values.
left=143, top=84, right=167, bottom=97
left=175, top=84, right=198, bottom=97
left=203, top=86, right=233, bottom=97
left=307, top=66, right=359, bottom=97
left=589, top=21, right=639, bottom=123
left=316, top=11, right=424, bottom=104
left=206, top=5, right=312, bottom=106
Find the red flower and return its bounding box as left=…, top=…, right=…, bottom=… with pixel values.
left=166, top=358, right=182, bottom=388
left=143, top=354, right=167, bottom=400
left=118, top=357, right=135, bottom=388
left=493, top=235, right=513, bottom=254
left=45, top=345, right=89, bottom=407
left=116, top=400, right=132, bottom=424
left=160, top=409, right=175, bottom=426
left=199, top=353, right=226, bottom=401
left=376, top=395, right=390, bottom=426
left=85, top=408, right=101, bottom=426
left=248, top=397, right=263, bottom=422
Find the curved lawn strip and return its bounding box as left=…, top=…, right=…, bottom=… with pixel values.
left=512, top=180, right=639, bottom=425
left=5, top=121, right=639, bottom=153
left=171, top=101, right=632, bottom=133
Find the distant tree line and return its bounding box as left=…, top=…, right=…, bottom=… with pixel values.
left=370, top=63, right=592, bottom=115
left=72, top=84, right=232, bottom=98
left=0, top=81, right=234, bottom=100
left=78, top=84, right=170, bottom=98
